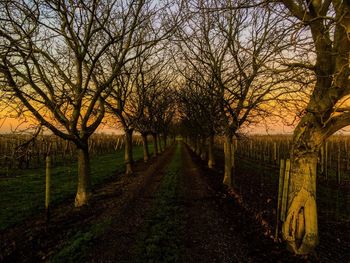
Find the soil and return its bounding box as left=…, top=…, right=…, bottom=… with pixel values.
left=180, top=144, right=316, bottom=263
left=1, top=142, right=348, bottom=262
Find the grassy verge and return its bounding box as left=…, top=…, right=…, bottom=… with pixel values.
left=51, top=217, right=112, bottom=263
left=0, top=144, right=154, bottom=230
left=133, top=143, right=183, bottom=262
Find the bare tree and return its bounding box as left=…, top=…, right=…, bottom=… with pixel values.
left=177, top=70, right=221, bottom=168
left=104, top=0, right=178, bottom=174
left=270, top=0, right=350, bottom=254
left=0, top=0, right=154, bottom=206
left=133, top=54, right=173, bottom=162
left=175, top=0, right=294, bottom=187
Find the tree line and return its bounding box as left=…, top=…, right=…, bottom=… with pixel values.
left=1, top=0, right=350, bottom=256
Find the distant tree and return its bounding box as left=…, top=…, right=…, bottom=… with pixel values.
left=104, top=1, right=178, bottom=173
left=175, top=0, right=294, bottom=187
left=0, top=0, right=155, bottom=206
left=133, top=55, right=173, bottom=162
left=106, top=50, right=171, bottom=172
left=177, top=71, right=221, bottom=168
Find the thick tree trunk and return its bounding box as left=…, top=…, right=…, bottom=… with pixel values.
left=124, top=129, right=133, bottom=175
left=208, top=135, right=215, bottom=168
left=223, top=134, right=233, bottom=188
left=279, top=3, right=350, bottom=255
left=152, top=133, right=158, bottom=157
left=141, top=133, right=150, bottom=162
left=282, top=116, right=322, bottom=254
left=75, top=144, right=91, bottom=207
left=282, top=153, right=318, bottom=254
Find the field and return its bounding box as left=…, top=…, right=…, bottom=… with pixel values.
left=1, top=135, right=349, bottom=262
left=0, top=133, right=153, bottom=230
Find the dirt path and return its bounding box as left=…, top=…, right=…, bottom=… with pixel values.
left=180, top=143, right=251, bottom=262
left=180, top=143, right=315, bottom=263
left=87, top=146, right=176, bottom=262
left=0, top=146, right=176, bottom=263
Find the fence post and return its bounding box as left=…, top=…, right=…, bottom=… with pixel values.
left=45, top=155, right=51, bottom=222
left=280, top=159, right=291, bottom=222
left=325, top=141, right=328, bottom=180
left=275, top=159, right=285, bottom=240
left=337, top=145, right=341, bottom=184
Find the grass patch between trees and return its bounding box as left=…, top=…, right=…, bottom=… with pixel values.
left=133, top=143, right=184, bottom=262
left=0, top=144, right=154, bottom=230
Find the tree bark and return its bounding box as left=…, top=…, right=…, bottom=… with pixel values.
left=223, top=133, right=233, bottom=188
left=141, top=132, right=150, bottom=162
left=124, top=129, right=133, bottom=175
left=195, top=136, right=201, bottom=156
left=282, top=153, right=318, bottom=254
left=163, top=134, right=167, bottom=148
left=158, top=135, right=164, bottom=152
left=75, top=144, right=91, bottom=207
left=152, top=133, right=158, bottom=157
left=282, top=115, right=322, bottom=254
left=200, top=137, right=207, bottom=161
left=208, top=134, right=215, bottom=168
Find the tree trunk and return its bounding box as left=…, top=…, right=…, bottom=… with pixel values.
left=141, top=133, right=150, bottom=162
left=163, top=134, right=167, bottom=149
left=75, top=144, right=91, bottom=207
left=158, top=135, right=164, bottom=152
left=223, top=134, right=233, bottom=188
left=152, top=133, right=158, bottom=157
left=195, top=137, right=201, bottom=156
left=200, top=137, right=207, bottom=161
left=124, top=129, right=133, bottom=175
left=208, top=134, right=215, bottom=168
left=282, top=117, right=322, bottom=254
left=282, top=153, right=318, bottom=254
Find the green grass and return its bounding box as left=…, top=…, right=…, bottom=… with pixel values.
left=133, top=143, right=183, bottom=263
left=0, top=144, right=154, bottom=230
left=52, top=217, right=112, bottom=263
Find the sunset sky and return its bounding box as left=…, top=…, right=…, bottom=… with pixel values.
left=0, top=115, right=294, bottom=135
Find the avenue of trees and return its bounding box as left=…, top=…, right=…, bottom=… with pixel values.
left=1, top=0, right=350, bottom=256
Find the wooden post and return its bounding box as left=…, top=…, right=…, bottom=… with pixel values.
left=325, top=141, right=328, bottom=180
left=320, top=145, right=324, bottom=175
left=249, top=140, right=253, bottom=159
left=115, top=138, right=120, bottom=151
left=346, top=139, right=350, bottom=170
left=337, top=145, right=341, bottom=184
left=280, top=159, right=291, bottom=222
left=231, top=141, right=235, bottom=165
left=275, top=159, right=285, bottom=240
left=45, top=155, right=51, bottom=222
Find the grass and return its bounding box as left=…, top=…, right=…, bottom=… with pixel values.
left=0, top=144, right=154, bottom=230
left=133, top=143, right=184, bottom=263
left=51, top=217, right=112, bottom=263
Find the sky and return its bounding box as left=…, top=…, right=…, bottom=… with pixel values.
left=0, top=115, right=295, bottom=135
